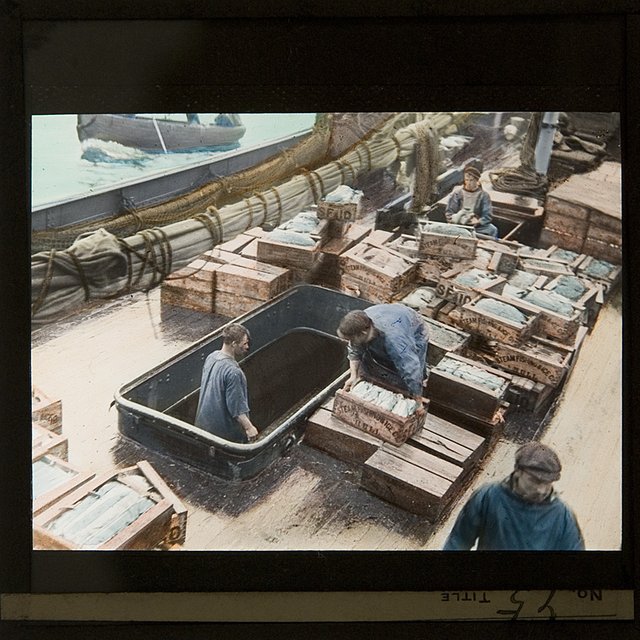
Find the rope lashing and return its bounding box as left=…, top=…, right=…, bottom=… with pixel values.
left=194, top=213, right=221, bottom=247
left=391, top=134, right=403, bottom=159
left=116, top=238, right=134, bottom=291
left=268, top=187, right=284, bottom=227
left=310, top=170, right=326, bottom=199
left=340, top=158, right=357, bottom=183
left=217, top=175, right=233, bottom=195
left=150, top=226, right=174, bottom=278
left=67, top=250, right=91, bottom=301
left=31, top=249, right=57, bottom=316
left=136, top=230, right=160, bottom=288
left=243, top=197, right=255, bottom=228
left=252, top=192, right=270, bottom=226
left=301, top=169, right=320, bottom=203
left=330, top=161, right=348, bottom=183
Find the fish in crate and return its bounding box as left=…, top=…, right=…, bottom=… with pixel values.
left=333, top=379, right=427, bottom=445
left=33, top=461, right=187, bottom=550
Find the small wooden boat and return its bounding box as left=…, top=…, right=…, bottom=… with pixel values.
left=76, top=113, right=246, bottom=153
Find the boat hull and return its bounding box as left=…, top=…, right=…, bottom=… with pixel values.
left=77, top=114, right=246, bottom=152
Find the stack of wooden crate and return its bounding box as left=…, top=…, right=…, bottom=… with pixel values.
left=213, top=256, right=291, bottom=317
left=160, top=257, right=222, bottom=313
left=160, top=233, right=255, bottom=314
left=425, top=353, right=512, bottom=435
left=304, top=396, right=488, bottom=520
left=161, top=228, right=292, bottom=317
left=31, top=384, right=188, bottom=549
left=313, top=222, right=372, bottom=288
left=256, top=215, right=330, bottom=283
left=540, top=161, right=621, bottom=264
left=339, top=235, right=418, bottom=303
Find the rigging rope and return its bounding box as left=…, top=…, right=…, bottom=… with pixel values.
left=489, top=112, right=549, bottom=198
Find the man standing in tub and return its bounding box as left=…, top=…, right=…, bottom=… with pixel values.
left=195, top=323, right=259, bottom=443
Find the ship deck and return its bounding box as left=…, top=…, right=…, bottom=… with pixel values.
left=30, top=280, right=622, bottom=551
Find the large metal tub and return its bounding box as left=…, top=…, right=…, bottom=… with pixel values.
left=114, top=285, right=369, bottom=480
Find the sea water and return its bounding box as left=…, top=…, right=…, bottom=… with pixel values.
left=31, top=113, right=317, bottom=208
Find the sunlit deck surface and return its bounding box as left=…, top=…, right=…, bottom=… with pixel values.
left=31, top=278, right=622, bottom=551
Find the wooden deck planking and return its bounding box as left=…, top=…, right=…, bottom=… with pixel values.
left=30, top=276, right=622, bottom=551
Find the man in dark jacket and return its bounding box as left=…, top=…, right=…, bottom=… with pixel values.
left=443, top=442, right=585, bottom=550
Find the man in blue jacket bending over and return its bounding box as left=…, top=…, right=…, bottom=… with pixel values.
left=443, top=442, right=585, bottom=550
left=337, top=304, right=429, bottom=402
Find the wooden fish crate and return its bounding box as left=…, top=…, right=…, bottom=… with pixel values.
left=575, top=256, right=622, bottom=294
left=505, top=375, right=555, bottom=414
left=32, top=454, right=95, bottom=516
left=32, top=422, right=68, bottom=461
left=425, top=353, right=512, bottom=429
left=202, top=247, right=243, bottom=265
left=422, top=317, right=470, bottom=367
left=518, top=256, right=576, bottom=278
left=400, top=286, right=448, bottom=319
left=415, top=256, right=457, bottom=285
left=387, top=234, right=420, bottom=259
left=33, top=461, right=187, bottom=550
left=484, top=188, right=545, bottom=221
left=486, top=249, right=520, bottom=275
left=320, top=222, right=372, bottom=257
left=482, top=335, right=574, bottom=388
left=317, top=192, right=363, bottom=222
left=340, top=243, right=417, bottom=294
left=448, top=291, right=540, bottom=345
left=240, top=238, right=259, bottom=259
left=362, top=229, right=396, bottom=248
left=161, top=259, right=219, bottom=313
left=257, top=236, right=322, bottom=270
left=215, top=233, right=256, bottom=254
left=304, top=398, right=383, bottom=465
left=505, top=269, right=549, bottom=291
left=32, top=386, right=62, bottom=435
left=361, top=442, right=465, bottom=519
left=408, top=412, right=487, bottom=470
left=339, top=274, right=414, bottom=304
left=543, top=274, right=604, bottom=328
left=538, top=226, right=585, bottom=254
left=418, top=223, right=478, bottom=260
left=238, top=227, right=268, bottom=259
left=436, top=266, right=507, bottom=307
left=542, top=246, right=587, bottom=269
left=215, top=257, right=291, bottom=301
left=332, top=386, right=427, bottom=446
left=501, top=290, right=584, bottom=343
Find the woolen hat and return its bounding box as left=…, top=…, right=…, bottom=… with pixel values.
left=463, top=165, right=481, bottom=179
left=515, top=442, right=562, bottom=482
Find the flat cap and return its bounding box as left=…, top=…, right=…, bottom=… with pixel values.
left=515, top=442, right=562, bottom=483
left=463, top=165, right=481, bottom=179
